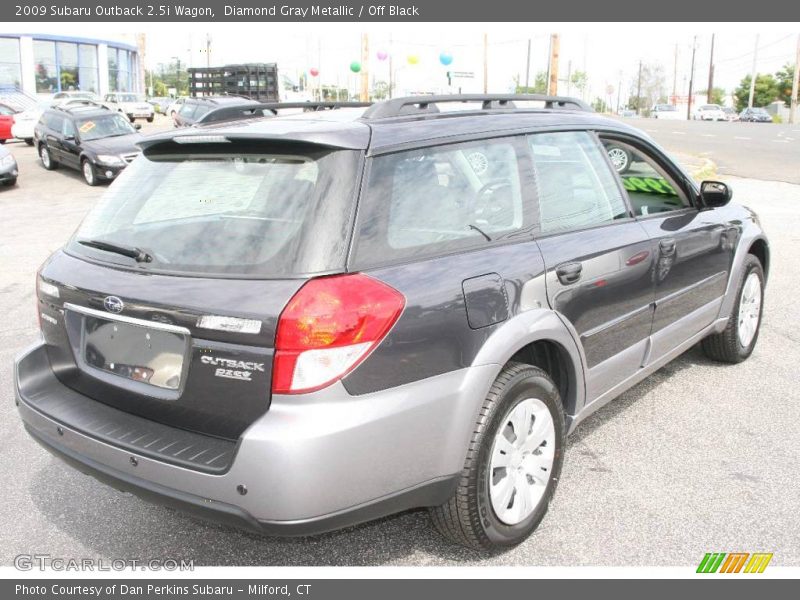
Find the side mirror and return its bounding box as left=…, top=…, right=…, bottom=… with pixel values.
left=134, top=123, right=142, bottom=130
left=700, top=180, right=732, bottom=209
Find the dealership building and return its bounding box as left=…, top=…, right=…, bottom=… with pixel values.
left=0, top=33, right=144, bottom=98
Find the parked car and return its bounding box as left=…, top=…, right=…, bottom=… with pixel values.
left=651, top=103, right=683, bottom=120
left=34, top=103, right=142, bottom=186
left=165, top=96, right=188, bottom=120
left=172, top=96, right=259, bottom=127
left=693, top=104, right=726, bottom=121
left=0, top=144, right=18, bottom=186
left=147, top=96, right=172, bottom=115
left=16, top=94, right=769, bottom=550
left=103, top=92, right=155, bottom=123
left=722, top=107, right=739, bottom=122
left=739, top=107, right=772, bottom=123
left=617, top=109, right=637, bottom=118
left=0, top=103, right=16, bottom=143
left=52, top=91, right=99, bottom=105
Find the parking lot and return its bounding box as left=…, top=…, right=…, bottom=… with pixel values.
left=1, top=115, right=799, bottom=567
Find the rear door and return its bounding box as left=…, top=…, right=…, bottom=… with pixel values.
left=44, top=113, right=66, bottom=161
left=528, top=131, right=655, bottom=401
left=59, top=117, right=81, bottom=169
left=598, top=135, right=736, bottom=363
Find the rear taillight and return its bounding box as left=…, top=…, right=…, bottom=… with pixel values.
left=272, top=274, right=405, bottom=395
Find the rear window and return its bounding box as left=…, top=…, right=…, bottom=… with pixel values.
left=69, top=144, right=361, bottom=277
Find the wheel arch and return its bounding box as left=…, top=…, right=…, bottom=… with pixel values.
left=748, top=237, right=770, bottom=281
left=471, top=309, right=587, bottom=419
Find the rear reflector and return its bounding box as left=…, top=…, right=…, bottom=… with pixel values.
left=272, top=274, right=405, bottom=394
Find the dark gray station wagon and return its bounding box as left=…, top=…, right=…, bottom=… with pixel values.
left=15, top=95, right=769, bottom=549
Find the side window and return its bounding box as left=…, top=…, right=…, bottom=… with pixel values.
left=600, top=138, right=690, bottom=216
left=62, top=118, right=76, bottom=138
left=528, top=131, right=629, bottom=235
left=46, top=114, right=64, bottom=132
left=352, top=137, right=527, bottom=268
left=179, top=103, right=197, bottom=118
left=0, top=105, right=14, bottom=116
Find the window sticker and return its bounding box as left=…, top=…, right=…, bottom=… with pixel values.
left=79, top=121, right=96, bottom=134
left=621, top=175, right=676, bottom=195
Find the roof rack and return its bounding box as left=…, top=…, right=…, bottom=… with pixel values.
left=55, top=99, right=108, bottom=112
left=198, top=101, right=373, bottom=126
left=361, top=94, right=592, bottom=119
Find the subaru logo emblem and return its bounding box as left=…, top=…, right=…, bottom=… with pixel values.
left=103, top=296, right=124, bottom=314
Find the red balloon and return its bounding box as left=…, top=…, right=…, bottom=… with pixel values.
left=309, top=68, right=319, bottom=77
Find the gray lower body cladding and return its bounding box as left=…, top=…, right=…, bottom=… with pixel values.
left=16, top=341, right=493, bottom=531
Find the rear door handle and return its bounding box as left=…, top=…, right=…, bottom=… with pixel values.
left=659, top=238, right=677, bottom=255
left=556, top=262, right=583, bottom=285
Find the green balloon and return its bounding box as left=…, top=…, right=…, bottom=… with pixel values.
left=350, top=61, right=362, bottom=73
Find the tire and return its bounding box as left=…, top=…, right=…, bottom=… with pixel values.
left=147, top=116, right=154, bottom=123
left=606, top=145, right=632, bottom=174
left=40, top=144, right=58, bottom=170
left=82, top=159, right=98, bottom=186
left=702, top=254, right=764, bottom=363
left=429, top=362, right=565, bottom=549
left=3, top=177, right=16, bottom=186
left=25, top=138, right=34, bottom=146
left=128, top=115, right=135, bottom=123
left=0, top=139, right=5, bottom=144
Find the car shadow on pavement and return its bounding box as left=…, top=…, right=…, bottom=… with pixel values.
left=25, top=343, right=734, bottom=566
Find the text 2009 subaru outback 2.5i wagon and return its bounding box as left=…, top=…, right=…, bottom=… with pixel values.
left=15, top=95, right=769, bottom=549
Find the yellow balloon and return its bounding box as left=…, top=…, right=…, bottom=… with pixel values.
left=407, top=54, right=419, bottom=65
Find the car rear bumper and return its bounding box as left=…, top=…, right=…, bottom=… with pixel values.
left=0, top=163, right=18, bottom=181
left=16, top=340, right=488, bottom=534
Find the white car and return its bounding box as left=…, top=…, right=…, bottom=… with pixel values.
left=11, top=101, right=52, bottom=145
left=103, top=93, right=155, bottom=123
left=694, top=104, right=726, bottom=121
left=651, top=104, right=684, bottom=120
left=165, top=97, right=188, bottom=121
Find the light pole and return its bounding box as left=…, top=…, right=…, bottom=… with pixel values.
left=687, top=36, right=697, bottom=120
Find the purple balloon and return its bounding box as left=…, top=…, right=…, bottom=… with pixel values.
left=377, top=50, right=389, bottom=61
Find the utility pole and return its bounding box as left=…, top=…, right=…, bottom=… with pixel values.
left=672, top=44, right=678, bottom=104
left=548, top=34, right=560, bottom=95
left=360, top=33, right=369, bottom=102
left=707, top=33, right=715, bottom=103
left=566, top=60, right=572, bottom=96
left=687, top=36, right=697, bottom=120
left=483, top=33, right=488, bottom=93
left=635, top=60, right=643, bottom=115
left=205, top=34, right=212, bottom=68
left=616, top=71, right=622, bottom=113
left=388, top=34, right=394, bottom=99
left=748, top=34, right=759, bottom=108
left=790, top=34, right=799, bottom=124
left=525, top=38, right=531, bottom=90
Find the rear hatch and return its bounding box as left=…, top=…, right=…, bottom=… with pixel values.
left=37, top=138, right=363, bottom=440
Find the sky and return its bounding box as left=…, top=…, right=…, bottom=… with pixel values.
left=5, top=23, right=799, bottom=106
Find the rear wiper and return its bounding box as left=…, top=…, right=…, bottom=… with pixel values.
left=78, top=239, right=153, bottom=263
left=468, top=224, right=492, bottom=242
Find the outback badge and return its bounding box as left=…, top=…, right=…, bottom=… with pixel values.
left=103, top=295, right=124, bottom=314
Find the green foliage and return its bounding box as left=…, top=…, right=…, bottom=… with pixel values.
left=775, top=63, right=796, bottom=107
left=734, top=73, right=779, bottom=111
left=591, top=97, right=608, bottom=113
left=570, top=70, right=588, bottom=93
left=699, top=87, right=726, bottom=105
left=515, top=71, right=548, bottom=94
left=372, top=81, right=389, bottom=100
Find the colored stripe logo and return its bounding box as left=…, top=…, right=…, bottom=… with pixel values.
left=697, top=552, right=773, bottom=573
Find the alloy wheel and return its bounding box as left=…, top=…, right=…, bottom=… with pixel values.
left=738, top=272, right=762, bottom=348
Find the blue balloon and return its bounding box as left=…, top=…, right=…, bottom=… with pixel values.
left=439, top=52, right=453, bottom=66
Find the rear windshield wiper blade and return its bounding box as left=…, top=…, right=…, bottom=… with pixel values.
left=77, top=239, right=153, bottom=263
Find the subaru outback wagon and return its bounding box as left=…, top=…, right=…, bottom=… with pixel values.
left=16, top=94, right=769, bottom=549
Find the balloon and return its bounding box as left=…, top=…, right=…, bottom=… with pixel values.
left=439, top=52, right=453, bottom=66
left=407, top=54, right=419, bottom=65
left=309, top=68, right=319, bottom=77
left=349, top=61, right=362, bottom=73
left=376, top=50, right=388, bottom=61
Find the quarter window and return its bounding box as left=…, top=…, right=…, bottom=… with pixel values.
left=352, top=138, right=527, bottom=268
left=600, top=138, right=690, bottom=216
left=528, top=131, right=628, bottom=235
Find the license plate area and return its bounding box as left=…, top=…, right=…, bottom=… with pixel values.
left=82, top=316, right=187, bottom=390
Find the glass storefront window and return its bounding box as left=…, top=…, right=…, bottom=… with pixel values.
left=108, top=47, right=132, bottom=92
left=57, top=42, right=79, bottom=91
left=33, top=40, right=58, bottom=93
left=0, top=37, right=21, bottom=88
left=79, top=44, right=98, bottom=92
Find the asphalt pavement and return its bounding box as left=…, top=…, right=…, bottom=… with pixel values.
left=0, top=115, right=798, bottom=567
left=620, top=116, right=800, bottom=184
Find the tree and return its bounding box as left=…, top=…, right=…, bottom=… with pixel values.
left=733, top=73, right=779, bottom=111
left=699, top=87, right=726, bottom=105
left=515, top=71, right=547, bottom=94
left=775, top=63, right=796, bottom=107
left=372, top=81, right=389, bottom=100
left=628, top=62, right=666, bottom=115
left=591, top=97, right=608, bottom=113
left=570, top=70, right=588, bottom=97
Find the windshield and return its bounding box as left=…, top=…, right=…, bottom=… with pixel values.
left=117, top=94, right=144, bottom=102
left=77, top=114, right=137, bottom=141
left=69, top=145, right=361, bottom=277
